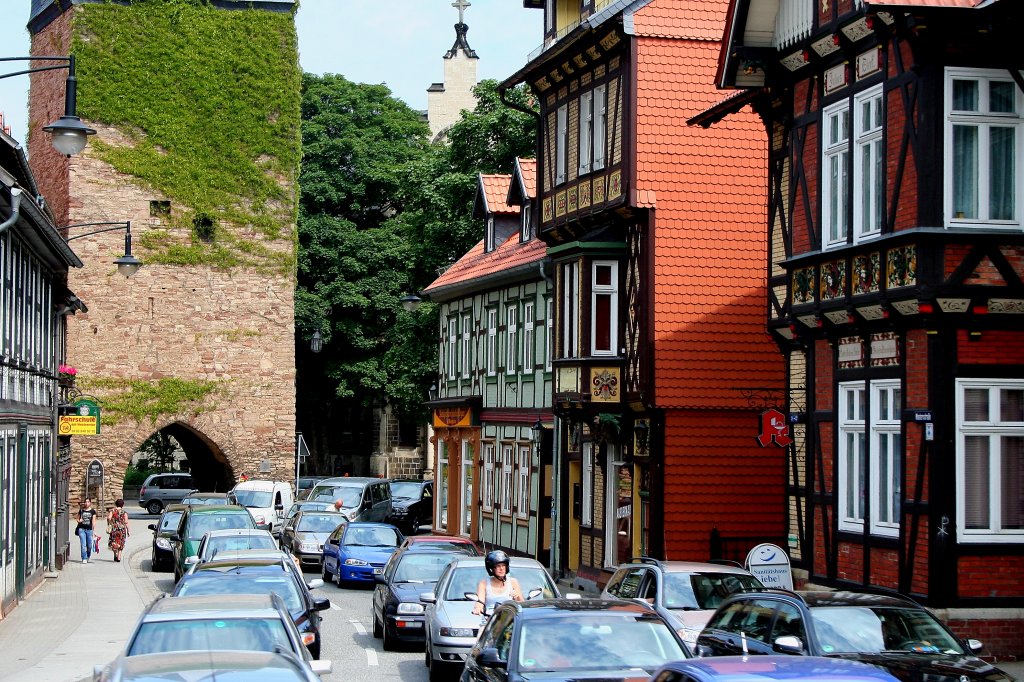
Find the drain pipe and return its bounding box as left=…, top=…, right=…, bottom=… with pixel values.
left=0, top=187, right=23, bottom=234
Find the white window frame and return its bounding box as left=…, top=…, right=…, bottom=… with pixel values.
left=461, top=313, right=471, bottom=379
left=486, top=309, right=497, bottom=376
left=556, top=104, right=568, bottom=185
left=823, top=99, right=850, bottom=248
left=436, top=444, right=450, bottom=531
left=506, top=305, right=518, bottom=375
left=956, top=379, right=1024, bottom=543
left=561, top=261, right=579, bottom=359
left=521, top=203, right=532, bottom=242
left=853, top=85, right=884, bottom=242
left=869, top=380, right=902, bottom=537
left=838, top=382, right=866, bottom=532
left=594, top=84, right=607, bottom=171
left=944, top=68, right=1024, bottom=228
left=516, top=445, right=531, bottom=520
left=501, top=444, right=514, bottom=516
left=582, top=442, right=594, bottom=527
left=579, top=90, right=593, bottom=175
left=522, top=302, right=534, bottom=372
left=591, top=260, right=618, bottom=357
left=545, top=298, right=553, bottom=372
left=461, top=441, right=474, bottom=536
left=447, top=316, right=457, bottom=380
left=482, top=443, right=495, bottom=511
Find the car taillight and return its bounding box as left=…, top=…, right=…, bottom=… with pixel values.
left=140, top=487, right=146, bottom=496
left=301, top=632, right=316, bottom=646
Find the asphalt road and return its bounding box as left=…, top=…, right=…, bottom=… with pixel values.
left=125, top=507, right=430, bottom=682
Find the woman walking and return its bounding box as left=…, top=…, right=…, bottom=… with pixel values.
left=107, top=498, right=130, bottom=562
left=76, top=498, right=97, bottom=563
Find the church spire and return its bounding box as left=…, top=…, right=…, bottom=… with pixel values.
left=445, top=0, right=478, bottom=59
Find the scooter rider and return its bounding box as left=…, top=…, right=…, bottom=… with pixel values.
left=472, top=550, right=524, bottom=615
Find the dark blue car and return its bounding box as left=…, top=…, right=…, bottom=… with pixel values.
left=321, top=522, right=404, bottom=585
left=651, top=656, right=901, bottom=682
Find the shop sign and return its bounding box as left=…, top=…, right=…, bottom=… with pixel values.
left=433, top=406, right=473, bottom=428
left=745, top=543, right=794, bottom=590
left=756, top=408, right=792, bottom=448
left=59, top=399, right=101, bottom=435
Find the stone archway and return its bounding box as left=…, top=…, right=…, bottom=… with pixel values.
left=141, top=422, right=234, bottom=493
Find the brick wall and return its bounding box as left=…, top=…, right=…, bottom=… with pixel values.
left=958, top=330, right=1024, bottom=364
left=958, top=556, right=1024, bottom=599
left=945, top=617, right=1024, bottom=660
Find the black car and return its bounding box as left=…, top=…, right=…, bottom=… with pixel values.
left=171, top=553, right=330, bottom=659
left=695, top=589, right=1015, bottom=682
left=372, top=548, right=458, bottom=650
left=387, top=480, right=433, bottom=534
left=461, top=598, right=689, bottom=682
left=147, top=503, right=187, bottom=572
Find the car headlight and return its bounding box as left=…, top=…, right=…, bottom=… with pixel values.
left=344, top=558, right=369, bottom=566
left=253, top=514, right=266, bottom=525
left=299, top=542, right=320, bottom=553
left=155, top=538, right=171, bottom=550
left=396, top=602, right=424, bottom=615
left=440, top=627, right=475, bottom=637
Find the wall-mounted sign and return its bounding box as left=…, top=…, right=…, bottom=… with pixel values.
left=59, top=399, right=101, bottom=435
left=590, top=367, right=620, bottom=403
left=745, top=543, right=794, bottom=590
left=757, top=408, right=793, bottom=448
left=432, top=406, right=474, bottom=429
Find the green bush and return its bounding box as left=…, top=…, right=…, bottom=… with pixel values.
left=123, top=464, right=159, bottom=486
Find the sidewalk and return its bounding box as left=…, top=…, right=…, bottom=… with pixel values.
left=0, top=509, right=157, bottom=682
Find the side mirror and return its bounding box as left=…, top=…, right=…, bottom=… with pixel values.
left=147, top=524, right=157, bottom=531
left=307, top=578, right=325, bottom=590
left=967, top=639, right=983, bottom=654
left=478, top=647, right=507, bottom=670
left=773, top=635, right=804, bottom=655
left=527, top=588, right=543, bottom=600
left=695, top=644, right=714, bottom=658
left=310, top=660, right=332, bottom=677
left=464, top=591, right=482, bottom=603
left=312, top=597, right=331, bottom=611
left=420, top=592, right=437, bottom=604
left=185, top=555, right=199, bottom=566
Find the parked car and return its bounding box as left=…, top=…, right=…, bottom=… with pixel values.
left=372, top=549, right=460, bottom=650
left=296, top=476, right=328, bottom=499
left=305, top=477, right=392, bottom=522
left=321, top=521, right=404, bottom=585
left=602, top=558, right=763, bottom=648
left=138, top=473, right=194, bottom=515
left=93, top=650, right=321, bottom=682
left=172, top=552, right=330, bottom=659
left=180, top=491, right=229, bottom=506
left=170, top=505, right=256, bottom=582
left=230, top=479, right=295, bottom=536
left=695, top=589, right=1016, bottom=682
left=147, top=504, right=187, bottom=572
left=118, top=593, right=330, bottom=677
left=387, top=479, right=433, bottom=534
left=400, top=535, right=481, bottom=556
left=279, top=511, right=347, bottom=570
left=650, top=655, right=902, bottom=682
left=191, top=528, right=278, bottom=564
left=284, top=500, right=335, bottom=522
left=460, top=598, right=689, bottom=682
left=424, top=555, right=560, bottom=680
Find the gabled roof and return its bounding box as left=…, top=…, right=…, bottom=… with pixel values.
left=421, top=230, right=547, bottom=302
left=508, top=157, right=537, bottom=206
left=473, top=173, right=520, bottom=219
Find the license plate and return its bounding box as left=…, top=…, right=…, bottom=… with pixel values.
left=373, top=568, right=383, bottom=574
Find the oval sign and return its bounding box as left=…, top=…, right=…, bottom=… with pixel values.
left=745, top=542, right=793, bottom=590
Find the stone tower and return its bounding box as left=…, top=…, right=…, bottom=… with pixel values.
left=27, top=0, right=300, bottom=504
left=426, top=0, right=479, bottom=142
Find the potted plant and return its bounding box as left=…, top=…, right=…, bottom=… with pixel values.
left=58, top=364, right=77, bottom=387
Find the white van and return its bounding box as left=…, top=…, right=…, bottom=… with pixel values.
left=229, top=480, right=294, bottom=537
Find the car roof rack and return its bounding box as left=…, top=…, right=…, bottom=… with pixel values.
left=732, top=586, right=807, bottom=603
left=627, top=556, right=662, bottom=566
left=706, top=559, right=744, bottom=569
left=826, top=585, right=923, bottom=607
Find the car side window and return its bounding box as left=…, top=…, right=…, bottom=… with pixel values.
left=771, top=602, right=806, bottom=643
left=615, top=567, right=647, bottom=599
left=422, top=485, right=432, bottom=500
left=639, top=571, right=658, bottom=603
left=706, top=601, right=747, bottom=630
left=478, top=608, right=515, bottom=659
left=731, top=599, right=778, bottom=644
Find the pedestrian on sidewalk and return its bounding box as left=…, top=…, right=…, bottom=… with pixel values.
left=76, top=498, right=97, bottom=563
left=107, top=498, right=130, bottom=562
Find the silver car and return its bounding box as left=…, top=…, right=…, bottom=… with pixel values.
left=280, top=511, right=347, bottom=569
left=191, top=528, right=278, bottom=565
left=422, top=556, right=560, bottom=681
left=94, top=650, right=322, bottom=682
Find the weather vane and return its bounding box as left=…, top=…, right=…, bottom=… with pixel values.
left=452, top=0, right=471, bottom=25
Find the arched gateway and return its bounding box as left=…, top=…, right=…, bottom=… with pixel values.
left=28, top=1, right=301, bottom=514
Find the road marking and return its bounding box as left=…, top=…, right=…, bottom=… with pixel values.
left=330, top=603, right=342, bottom=611
left=349, top=619, right=366, bottom=634
left=365, top=648, right=378, bottom=666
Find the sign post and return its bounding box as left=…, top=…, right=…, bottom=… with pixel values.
left=745, top=543, right=794, bottom=590
left=59, top=398, right=101, bottom=436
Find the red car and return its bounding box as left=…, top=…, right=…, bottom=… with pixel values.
left=399, top=535, right=481, bottom=555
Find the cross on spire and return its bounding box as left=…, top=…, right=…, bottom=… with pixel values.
left=452, top=0, right=471, bottom=25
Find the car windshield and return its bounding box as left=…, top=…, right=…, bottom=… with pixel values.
left=811, top=606, right=965, bottom=655
left=390, top=482, right=422, bottom=499
left=159, top=511, right=184, bottom=532
left=128, top=618, right=292, bottom=656
left=517, top=613, right=685, bottom=672
left=182, top=496, right=223, bottom=506
left=176, top=574, right=304, bottom=612
left=186, top=514, right=253, bottom=541
left=296, top=514, right=344, bottom=533
left=309, top=485, right=362, bottom=507
left=444, top=566, right=556, bottom=601
left=408, top=541, right=479, bottom=555
left=343, top=526, right=401, bottom=547
left=232, top=490, right=274, bottom=508
left=393, top=553, right=454, bottom=583
left=205, top=535, right=277, bottom=558
left=662, top=572, right=763, bottom=610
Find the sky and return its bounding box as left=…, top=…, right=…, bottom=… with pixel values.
left=0, top=0, right=542, bottom=143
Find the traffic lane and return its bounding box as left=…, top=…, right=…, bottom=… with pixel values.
left=311, top=569, right=429, bottom=682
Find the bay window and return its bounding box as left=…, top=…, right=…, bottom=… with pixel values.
left=957, top=380, right=1024, bottom=542
left=946, top=68, right=1022, bottom=226
left=561, top=261, right=579, bottom=359
left=591, top=260, right=618, bottom=356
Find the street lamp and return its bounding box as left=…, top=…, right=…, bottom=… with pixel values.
left=64, top=221, right=142, bottom=277
left=400, top=293, right=422, bottom=312
left=310, top=330, right=323, bottom=354
left=0, top=54, right=96, bottom=156
left=428, top=383, right=438, bottom=401
left=531, top=418, right=544, bottom=445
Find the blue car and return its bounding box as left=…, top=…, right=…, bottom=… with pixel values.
left=321, top=522, right=404, bottom=585
left=651, top=656, right=902, bottom=682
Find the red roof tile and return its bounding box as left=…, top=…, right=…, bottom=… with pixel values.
left=517, top=157, right=537, bottom=199
left=632, top=0, right=729, bottom=42
left=423, top=230, right=546, bottom=299
left=479, top=174, right=520, bottom=215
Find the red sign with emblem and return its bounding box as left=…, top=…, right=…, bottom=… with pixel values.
left=757, top=408, right=792, bottom=448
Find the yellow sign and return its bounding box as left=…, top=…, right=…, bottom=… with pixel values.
left=433, top=407, right=473, bottom=428
left=59, top=415, right=99, bottom=435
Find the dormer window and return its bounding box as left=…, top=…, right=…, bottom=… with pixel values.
left=485, top=216, right=495, bottom=252
left=520, top=204, right=532, bottom=242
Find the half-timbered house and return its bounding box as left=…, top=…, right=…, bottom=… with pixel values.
left=423, top=161, right=556, bottom=563
left=501, top=0, right=785, bottom=589
left=702, top=0, right=1024, bottom=656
